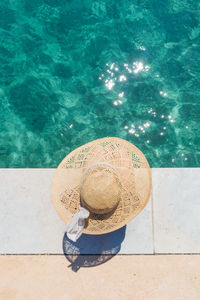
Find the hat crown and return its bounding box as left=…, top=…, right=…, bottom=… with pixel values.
left=80, top=164, right=121, bottom=214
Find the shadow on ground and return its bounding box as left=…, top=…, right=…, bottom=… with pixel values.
left=63, top=226, right=126, bottom=272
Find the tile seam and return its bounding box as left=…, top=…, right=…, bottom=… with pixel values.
left=1, top=253, right=200, bottom=255
left=151, top=168, right=156, bottom=254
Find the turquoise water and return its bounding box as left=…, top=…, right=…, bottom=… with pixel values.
left=0, top=0, right=200, bottom=167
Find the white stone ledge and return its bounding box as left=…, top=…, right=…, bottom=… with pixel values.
left=0, top=168, right=199, bottom=254
left=152, top=168, right=200, bottom=254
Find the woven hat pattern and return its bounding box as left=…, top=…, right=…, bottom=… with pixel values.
left=52, top=137, right=151, bottom=234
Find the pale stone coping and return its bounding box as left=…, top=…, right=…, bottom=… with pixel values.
left=0, top=169, right=152, bottom=254
left=152, top=168, right=200, bottom=254
left=1, top=255, right=200, bottom=300
left=0, top=168, right=200, bottom=254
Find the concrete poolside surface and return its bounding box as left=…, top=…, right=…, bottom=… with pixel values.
left=1, top=168, right=200, bottom=254
left=0, top=254, right=200, bottom=300
left=1, top=168, right=200, bottom=298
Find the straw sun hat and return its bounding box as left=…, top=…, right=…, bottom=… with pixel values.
left=52, top=137, right=152, bottom=235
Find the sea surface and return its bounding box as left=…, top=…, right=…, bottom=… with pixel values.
left=0, top=0, right=200, bottom=167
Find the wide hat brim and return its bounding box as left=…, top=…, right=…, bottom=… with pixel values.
left=52, top=137, right=152, bottom=234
